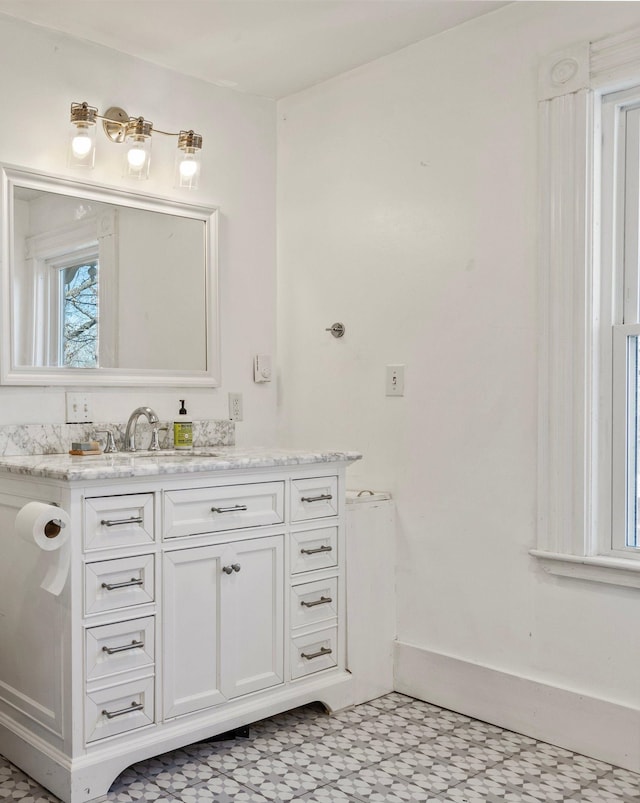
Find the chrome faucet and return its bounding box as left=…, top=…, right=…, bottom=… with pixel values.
left=124, top=406, right=160, bottom=452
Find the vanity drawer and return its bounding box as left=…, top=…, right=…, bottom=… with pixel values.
left=290, top=577, right=338, bottom=631
left=86, top=616, right=155, bottom=682
left=291, top=477, right=338, bottom=522
left=290, top=527, right=338, bottom=575
left=290, top=627, right=338, bottom=679
left=85, top=555, right=155, bottom=616
left=164, top=481, right=284, bottom=539
left=84, top=494, right=155, bottom=551
left=85, top=676, right=155, bottom=743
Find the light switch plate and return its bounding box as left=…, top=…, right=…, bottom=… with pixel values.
left=65, top=392, right=93, bottom=422
left=385, top=365, right=405, bottom=397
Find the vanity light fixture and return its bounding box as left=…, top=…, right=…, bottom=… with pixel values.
left=69, top=101, right=203, bottom=189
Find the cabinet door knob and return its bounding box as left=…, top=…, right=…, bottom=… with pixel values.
left=232, top=563, right=241, bottom=572
left=222, top=565, right=233, bottom=574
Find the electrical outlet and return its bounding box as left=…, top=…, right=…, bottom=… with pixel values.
left=229, top=392, right=243, bottom=421
left=385, top=365, right=405, bottom=397
left=65, top=392, right=93, bottom=422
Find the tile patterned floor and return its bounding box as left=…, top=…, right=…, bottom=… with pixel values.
left=1, top=693, right=639, bottom=802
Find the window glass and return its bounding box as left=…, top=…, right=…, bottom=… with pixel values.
left=60, top=260, right=99, bottom=368
left=626, top=335, right=639, bottom=548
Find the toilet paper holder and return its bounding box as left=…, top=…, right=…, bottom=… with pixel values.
left=44, top=518, right=65, bottom=538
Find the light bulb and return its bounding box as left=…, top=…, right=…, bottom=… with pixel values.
left=127, top=144, right=147, bottom=169
left=179, top=156, right=198, bottom=178
left=72, top=132, right=93, bottom=158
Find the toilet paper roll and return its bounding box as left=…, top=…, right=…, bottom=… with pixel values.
left=15, top=501, right=72, bottom=596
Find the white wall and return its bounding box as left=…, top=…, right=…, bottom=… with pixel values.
left=0, top=14, right=277, bottom=445
left=277, top=0, right=640, bottom=758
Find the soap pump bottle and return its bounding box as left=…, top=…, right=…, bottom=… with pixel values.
left=173, top=400, right=193, bottom=450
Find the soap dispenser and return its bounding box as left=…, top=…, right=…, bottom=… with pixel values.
left=173, top=400, right=193, bottom=450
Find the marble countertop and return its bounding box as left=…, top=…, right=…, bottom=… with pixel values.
left=0, top=447, right=362, bottom=482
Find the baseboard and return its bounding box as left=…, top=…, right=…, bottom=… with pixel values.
left=394, top=640, right=640, bottom=773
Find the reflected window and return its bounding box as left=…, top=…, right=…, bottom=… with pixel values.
left=60, top=260, right=99, bottom=368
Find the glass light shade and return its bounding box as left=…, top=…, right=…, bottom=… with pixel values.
left=175, top=131, right=202, bottom=190
left=69, top=102, right=97, bottom=168
left=124, top=118, right=152, bottom=180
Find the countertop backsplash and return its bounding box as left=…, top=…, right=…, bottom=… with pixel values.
left=0, top=420, right=235, bottom=456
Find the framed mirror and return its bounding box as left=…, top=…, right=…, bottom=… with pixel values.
left=0, top=165, right=219, bottom=386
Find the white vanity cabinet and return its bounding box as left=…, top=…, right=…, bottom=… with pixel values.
left=163, top=533, right=284, bottom=717
left=0, top=450, right=359, bottom=803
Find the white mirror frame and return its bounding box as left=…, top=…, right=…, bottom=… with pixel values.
left=0, top=165, right=219, bottom=387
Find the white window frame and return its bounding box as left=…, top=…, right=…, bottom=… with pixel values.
left=533, top=27, right=640, bottom=588
left=50, top=249, right=99, bottom=368
left=603, top=92, right=640, bottom=559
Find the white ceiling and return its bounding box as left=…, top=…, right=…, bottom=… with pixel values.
left=0, top=0, right=507, bottom=98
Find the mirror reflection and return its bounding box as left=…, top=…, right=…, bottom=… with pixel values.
left=13, top=188, right=207, bottom=372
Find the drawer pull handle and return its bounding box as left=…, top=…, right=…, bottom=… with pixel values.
left=301, top=595, right=333, bottom=608
left=301, top=646, right=333, bottom=661
left=100, top=516, right=143, bottom=527
left=211, top=504, right=248, bottom=514
left=301, top=494, right=333, bottom=503
left=101, top=577, right=144, bottom=591
left=102, top=701, right=144, bottom=719
left=102, top=640, right=145, bottom=655
left=300, top=545, right=333, bottom=555
left=222, top=563, right=242, bottom=575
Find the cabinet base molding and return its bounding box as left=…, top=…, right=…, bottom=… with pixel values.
left=0, top=711, right=72, bottom=802
left=394, top=641, right=640, bottom=774
left=0, top=670, right=354, bottom=803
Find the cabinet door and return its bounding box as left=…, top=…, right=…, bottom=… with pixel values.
left=163, top=544, right=226, bottom=719
left=220, top=535, right=284, bottom=699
